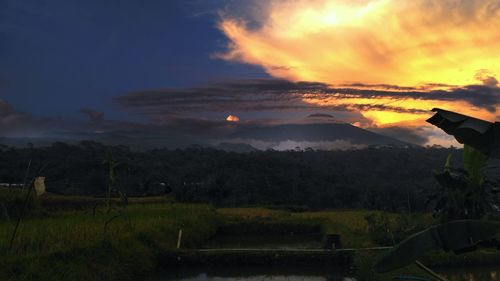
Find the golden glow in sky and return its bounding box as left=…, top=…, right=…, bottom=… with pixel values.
left=300, top=93, right=498, bottom=127
left=219, top=0, right=500, bottom=127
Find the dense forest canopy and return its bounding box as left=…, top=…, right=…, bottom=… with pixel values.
left=0, top=141, right=462, bottom=212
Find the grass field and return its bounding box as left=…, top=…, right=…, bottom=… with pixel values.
left=0, top=201, right=217, bottom=281
left=1, top=194, right=498, bottom=281
left=217, top=207, right=436, bottom=248
left=1, top=204, right=216, bottom=254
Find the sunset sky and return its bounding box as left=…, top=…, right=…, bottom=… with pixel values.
left=2, top=0, right=500, bottom=146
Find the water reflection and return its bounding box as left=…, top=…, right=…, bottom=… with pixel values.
left=156, top=266, right=351, bottom=281
left=155, top=266, right=500, bottom=281
left=437, top=267, right=500, bottom=281
left=167, top=274, right=337, bottom=281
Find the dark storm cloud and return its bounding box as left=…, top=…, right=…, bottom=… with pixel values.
left=326, top=85, right=500, bottom=112
left=116, top=79, right=500, bottom=117
left=0, top=99, right=110, bottom=136
left=0, top=99, right=30, bottom=134
left=307, top=113, right=334, bottom=118
left=115, top=79, right=332, bottom=115
left=0, top=99, right=20, bottom=117
left=115, top=79, right=398, bottom=115
left=339, top=83, right=423, bottom=91
left=439, top=85, right=500, bottom=112
left=80, top=108, right=104, bottom=123
left=0, top=97, right=243, bottom=138
left=0, top=100, right=79, bottom=137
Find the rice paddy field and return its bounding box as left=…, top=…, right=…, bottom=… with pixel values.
left=1, top=192, right=499, bottom=281
left=0, top=201, right=217, bottom=281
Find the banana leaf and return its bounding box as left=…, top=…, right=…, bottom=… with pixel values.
left=426, top=108, right=494, bottom=156
left=463, top=145, right=488, bottom=186
left=375, top=220, right=500, bottom=273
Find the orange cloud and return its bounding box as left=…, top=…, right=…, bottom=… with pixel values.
left=218, top=0, right=500, bottom=127
left=219, top=0, right=500, bottom=87
left=301, top=93, right=498, bottom=126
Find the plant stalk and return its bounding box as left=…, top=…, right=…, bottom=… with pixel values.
left=415, top=260, right=448, bottom=281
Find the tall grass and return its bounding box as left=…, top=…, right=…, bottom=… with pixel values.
left=0, top=203, right=217, bottom=281
left=0, top=188, right=41, bottom=221
left=0, top=204, right=216, bottom=253
left=217, top=207, right=290, bottom=221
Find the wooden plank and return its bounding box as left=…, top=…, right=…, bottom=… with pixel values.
left=190, top=246, right=392, bottom=253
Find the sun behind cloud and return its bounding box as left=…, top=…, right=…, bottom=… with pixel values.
left=218, top=0, right=500, bottom=126
left=226, top=115, right=240, bottom=122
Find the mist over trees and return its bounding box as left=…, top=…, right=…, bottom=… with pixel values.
left=0, top=141, right=461, bottom=212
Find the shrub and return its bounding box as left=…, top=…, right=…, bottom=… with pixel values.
left=0, top=188, right=41, bottom=221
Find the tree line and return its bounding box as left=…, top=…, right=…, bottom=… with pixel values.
left=0, top=141, right=462, bottom=212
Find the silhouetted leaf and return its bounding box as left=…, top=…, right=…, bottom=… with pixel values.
left=375, top=220, right=500, bottom=273
left=427, top=108, right=494, bottom=156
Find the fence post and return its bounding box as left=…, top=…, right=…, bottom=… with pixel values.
left=177, top=229, right=183, bottom=249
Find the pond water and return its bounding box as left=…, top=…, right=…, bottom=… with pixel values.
left=155, top=266, right=351, bottom=281
left=436, top=266, right=500, bottom=281
left=154, top=265, right=500, bottom=281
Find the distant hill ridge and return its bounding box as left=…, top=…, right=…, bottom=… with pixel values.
left=228, top=123, right=410, bottom=146
left=0, top=123, right=411, bottom=150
